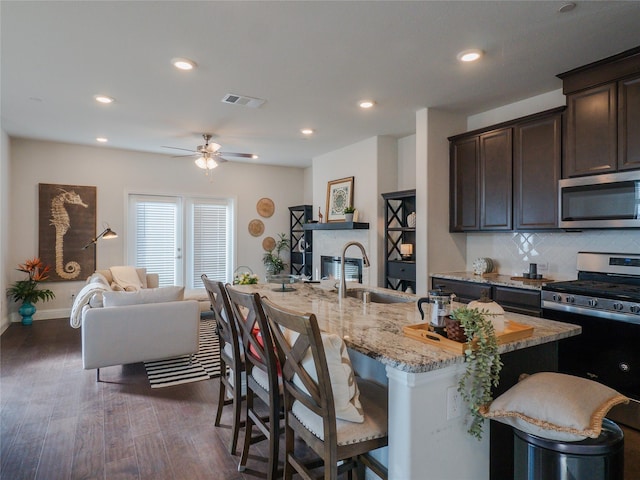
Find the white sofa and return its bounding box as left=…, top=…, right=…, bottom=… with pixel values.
left=77, top=268, right=201, bottom=379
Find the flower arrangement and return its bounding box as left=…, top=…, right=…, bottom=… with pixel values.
left=344, top=206, right=355, bottom=214
left=233, top=272, right=259, bottom=285
left=6, top=258, right=56, bottom=304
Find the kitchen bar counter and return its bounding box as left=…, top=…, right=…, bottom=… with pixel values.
left=236, top=281, right=578, bottom=372
left=234, top=281, right=580, bottom=480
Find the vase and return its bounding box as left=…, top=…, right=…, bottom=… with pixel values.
left=19, top=302, right=36, bottom=326
left=344, top=213, right=354, bottom=222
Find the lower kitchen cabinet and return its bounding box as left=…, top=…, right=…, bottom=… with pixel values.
left=431, top=277, right=542, bottom=317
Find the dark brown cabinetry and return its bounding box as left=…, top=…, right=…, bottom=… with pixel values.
left=382, top=190, right=416, bottom=292
left=480, top=128, right=512, bottom=230
left=450, top=107, right=564, bottom=232
left=558, top=46, right=640, bottom=177
left=431, top=277, right=542, bottom=317
left=450, top=137, right=480, bottom=231
left=514, top=111, right=562, bottom=230
left=289, top=205, right=312, bottom=277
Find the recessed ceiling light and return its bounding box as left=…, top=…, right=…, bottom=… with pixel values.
left=456, top=49, right=483, bottom=62
left=301, top=128, right=314, bottom=135
left=558, top=2, right=576, bottom=13
left=172, top=57, right=197, bottom=70
left=96, top=137, right=108, bottom=143
left=94, top=94, right=114, bottom=104
left=359, top=100, right=376, bottom=109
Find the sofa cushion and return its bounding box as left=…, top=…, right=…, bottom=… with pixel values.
left=103, top=286, right=185, bottom=307
left=95, top=267, right=148, bottom=289
left=110, top=266, right=144, bottom=291
left=480, top=372, right=629, bottom=441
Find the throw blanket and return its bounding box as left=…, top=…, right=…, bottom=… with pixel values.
left=69, top=281, right=110, bottom=328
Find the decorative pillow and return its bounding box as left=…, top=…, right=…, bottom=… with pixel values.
left=87, top=272, right=110, bottom=288
left=287, top=329, right=364, bottom=423
left=109, top=266, right=143, bottom=291
left=480, top=372, right=629, bottom=441
left=103, top=286, right=185, bottom=307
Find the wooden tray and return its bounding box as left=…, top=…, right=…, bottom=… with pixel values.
left=403, top=320, right=534, bottom=354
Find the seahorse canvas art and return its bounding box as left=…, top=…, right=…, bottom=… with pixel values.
left=39, top=184, right=97, bottom=281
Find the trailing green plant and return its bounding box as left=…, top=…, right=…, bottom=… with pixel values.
left=262, top=233, right=290, bottom=275
left=6, top=258, right=56, bottom=304
left=343, top=206, right=355, bottom=214
left=450, top=305, right=503, bottom=440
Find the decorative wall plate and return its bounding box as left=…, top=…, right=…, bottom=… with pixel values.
left=248, top=219, right=265, bottom=237
left=257, top=198, right=275, bottom=218
left=262, top=236, right=276, bottom=251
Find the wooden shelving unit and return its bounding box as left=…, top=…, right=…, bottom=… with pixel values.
left=382, top=189, right=416, bottom=292
left=289, top=205, right=313, bottom=277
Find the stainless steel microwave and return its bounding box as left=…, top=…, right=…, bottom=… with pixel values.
left=559, top=171, right=640, bottom=229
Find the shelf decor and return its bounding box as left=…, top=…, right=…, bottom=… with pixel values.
left=325, top=176, right=354, bottom=222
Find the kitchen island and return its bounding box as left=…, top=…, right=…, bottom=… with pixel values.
left=235, top=281, right=580, bottom=480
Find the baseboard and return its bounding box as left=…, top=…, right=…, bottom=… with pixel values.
left=10, top=307, right=71, bottom=323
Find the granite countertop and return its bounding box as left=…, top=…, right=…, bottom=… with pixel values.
left=431, top=271, right=558, bottom=291
left=233, top=281, right=580, bottom=374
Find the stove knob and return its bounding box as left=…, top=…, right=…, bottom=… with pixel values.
left=630, top=305, right=640, bottom=314
left=619, top=362, right=630, bottom=373
left=613, top=302, right=624, bottom=311
left=588, top=298, right=598, bottom=308
left=552, top=294, right=562, bottom=302
left=565, top=296, right=575, bottom=304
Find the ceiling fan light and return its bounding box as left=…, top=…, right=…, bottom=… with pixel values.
left=206, top=158, right=218, bottom=169
left=207, top=142, right=222, bottom=153
left=195, top=157, right=207, bottom=169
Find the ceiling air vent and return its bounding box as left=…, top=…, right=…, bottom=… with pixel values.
left=221, top=93, right=266, bottom=108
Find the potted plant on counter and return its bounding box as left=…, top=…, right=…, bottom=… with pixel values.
left=344, top=206, right=355, bottom=223
left=262, top=233, right=290, bottom=276
left=6, top=258, right=55, bottom=325
left=449, top=305, right=503, bottom=440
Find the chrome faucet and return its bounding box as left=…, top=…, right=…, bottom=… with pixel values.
left=339, top=241, right=370, bottom=298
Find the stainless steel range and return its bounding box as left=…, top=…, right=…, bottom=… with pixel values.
left=542, top=251, right=640, bottom=430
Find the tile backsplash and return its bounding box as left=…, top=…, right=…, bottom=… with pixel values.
left=466, top=230, right=640, bottom=281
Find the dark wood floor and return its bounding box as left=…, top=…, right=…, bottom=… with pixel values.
left=1, top=317, right=638, bottom=480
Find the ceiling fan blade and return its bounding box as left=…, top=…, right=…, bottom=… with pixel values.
left=162, top=146, right=197, bottom=153
left=171, top=153, right=197, bottom=158
left=219, top=151, right=256, bottom=158
left=216, top=157, right=229, bottom=163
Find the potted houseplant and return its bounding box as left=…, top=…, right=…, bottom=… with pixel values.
left=449, top=305, right=503, bottom=440
left=262, top=233, right=290, bottom=276
left=6, top=258, right=55, bottom=325
left=344, top=206, right=355, bottom=223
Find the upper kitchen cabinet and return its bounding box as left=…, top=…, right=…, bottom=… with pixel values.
left=449, top=107, right=563, bottom=232
left=450, top=136, right=480, bottom=231
left=449, top=135, right=480, bottom=232
left=514, top=109, right=563, bottom=230
left=480, top=128, right=512, bottom=230
left=559, top=46, right=640, bottom=177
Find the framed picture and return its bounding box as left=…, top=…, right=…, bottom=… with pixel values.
left=325, top=176, right=354, bottom=222
left=38, top=183, right=97, bottom=281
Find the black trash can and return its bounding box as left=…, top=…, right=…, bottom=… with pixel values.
left=513, top=418, right=624, bottom=480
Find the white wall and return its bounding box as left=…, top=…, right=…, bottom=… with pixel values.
left=311, top=136, right=397, bottom=286
left=397, top=134, right=416, bottom=191
left=1, top=129, right=10, bottom=333
left=7, top=138, right=305, bottom=322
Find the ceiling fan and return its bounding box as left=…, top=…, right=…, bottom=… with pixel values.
left=162, top=134, right=257, bottom=171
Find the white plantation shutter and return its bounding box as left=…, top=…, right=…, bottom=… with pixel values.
left=190, top=199, right=231, bottom=288
left=129, top=194, right=233, bottom=289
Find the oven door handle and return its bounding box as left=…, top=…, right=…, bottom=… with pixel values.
left=542, top=300, right=640, bottom=325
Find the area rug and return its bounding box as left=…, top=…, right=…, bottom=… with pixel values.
left=144, top=318, right=221, bottom=388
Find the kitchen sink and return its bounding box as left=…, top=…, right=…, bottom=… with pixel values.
left=345, top=288, right=414, bottom=304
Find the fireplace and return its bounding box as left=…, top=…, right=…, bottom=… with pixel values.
left=321, top=256, right=362, bottom=282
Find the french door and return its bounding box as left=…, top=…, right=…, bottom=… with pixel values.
left=128, top=194, right=233, bottom=288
